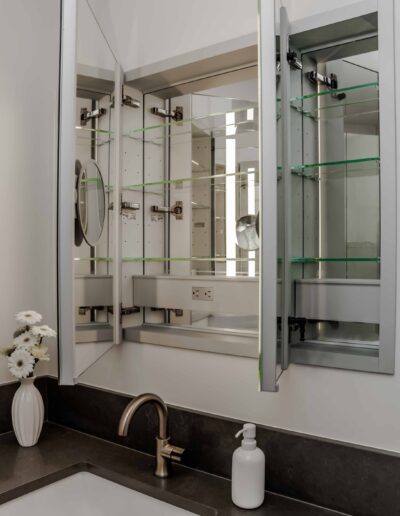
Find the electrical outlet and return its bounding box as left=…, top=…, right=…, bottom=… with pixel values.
left=192, top=286, right=214, bottom=301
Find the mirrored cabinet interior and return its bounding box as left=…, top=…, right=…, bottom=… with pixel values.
left=58, top=0, right=396, bottom=389
left=260, top=0, right=396, bottom=391
left=122, top=73, right=260, bottom=341
left=287, top=23, right=382, bottom=362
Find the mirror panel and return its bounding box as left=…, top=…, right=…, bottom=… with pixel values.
left=58, top=0, right=121, bottom=384
left=73, top=0, right=117, bottom=353
left=122, top=74, right=261, bottom=338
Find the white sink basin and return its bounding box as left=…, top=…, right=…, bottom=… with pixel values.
left=0, top=472, right=197, bottom=516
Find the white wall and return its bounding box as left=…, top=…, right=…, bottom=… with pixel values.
left=88, top=0, right=364, bottom=72
left=282, top=0, right=371, bottom=20
left=0, top=0, right=59, bottom=383
left=81, top=333, right=400, bottom=453
left=88, top=0, right=258, bottom=71
left=77, top=0, right=116, bottom=72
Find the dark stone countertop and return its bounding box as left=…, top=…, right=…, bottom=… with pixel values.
left=0, top=423, right=347, bottom=516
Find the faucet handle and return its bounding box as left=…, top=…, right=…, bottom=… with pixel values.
left=161, top=443, right=185, bottom=463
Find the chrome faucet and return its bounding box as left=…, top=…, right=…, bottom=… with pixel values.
left=118, top=393, right=185, bottom=478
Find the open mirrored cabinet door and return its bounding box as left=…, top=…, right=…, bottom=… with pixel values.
left=260, top=0, right=397, bottom=392
left=258, top=0, right=280, bottom=391
left=58, top=0, right=122, bottom=384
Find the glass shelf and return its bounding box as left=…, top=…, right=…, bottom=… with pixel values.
left=122, top=157, right=377, bottom=193
left=124, top=105, right=258, bottom=142
left=78, top=180, right=113, bottom=191
left=75, top=256, right=378, bottom=265
left=74, top=257, right=258, bottom=263
left=75, top=126, right=114, bottom=148
left=124, top=123, right=259, bottom=147
left=122, top=257, right=256, bottom=263
left=124, top=158, right=375, bottom=193
left=75, top=126, right=113, bottom=136
left=75, top=102, right=263, bottom=147
left=290, top=82, right=379, bottom=121
left=291, top=157, right=380, bottom=179
left=123, top=170, right=259, bottom=193
left=74, top=257, right=112, bottom=262
left=291, top=257, right=380, bottom=264
left=80, top=178, right=105, bottom=185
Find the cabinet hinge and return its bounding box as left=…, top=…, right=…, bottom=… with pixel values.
left=108, top=305, right=141, bottom=317
left=80, top=107, right=107, bottom=126
left=111, top=87, right=141, bottom=109
left=149, top=308, right=183, bottom=317
left=151, top=201, right=183, bottom=219
left=121, top=306, right=141, bottom=316
left=306, top=72, right=346, bottom=100
left=288, top=317, right=307, bottom=341
left=109, top=200, right=141, bottom=213
left=278, top=316, right=307, bottom=342
left=78, top=306, right=106, bottom=315
left=151, top=106, right=183, bottom=122
left=286, top=50, right=303, bottom=70
left=122, top=93, right=141, bottom=108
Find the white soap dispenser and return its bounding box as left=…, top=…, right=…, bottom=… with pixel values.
left=231, top=423, right=265, bottom=509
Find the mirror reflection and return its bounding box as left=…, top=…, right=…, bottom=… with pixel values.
left=123, top=73, right=260, bottom=336
left=74, top=0, right=116, bottom=344
left=190, top=87, right=259, bottom=277
left=236, top=215, right=259, bottom=251
left=288, top=34, right=381, bottom=353
left=77, top=159, right=106, bottom=247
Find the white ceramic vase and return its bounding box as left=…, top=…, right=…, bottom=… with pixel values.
left=11, top=377, right=44, bottom=447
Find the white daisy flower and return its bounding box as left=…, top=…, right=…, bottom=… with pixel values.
left=31, top=325, right=57, bottom=339
left=8, top=349, right=35, bottom=379
left=13, top=331, right=37, bottom=349
left=31, top=344, right=50, bottom=361
left=15, top=310, right=42, bottom=326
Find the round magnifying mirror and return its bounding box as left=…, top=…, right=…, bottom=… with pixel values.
left=74, top=160, right=84, bottom=246
left=236, top=214, right=260, bottom=251
left=256, top=211, right=259, bottom=237
left=77, top=159, right=106, bottom=247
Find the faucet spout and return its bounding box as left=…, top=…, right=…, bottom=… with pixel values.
left=118, top=393, right=168, bottom=439
left=117, top=392, right=184, bottom=478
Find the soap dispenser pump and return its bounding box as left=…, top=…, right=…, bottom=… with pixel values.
left=231, top=423, right=265, bottom=509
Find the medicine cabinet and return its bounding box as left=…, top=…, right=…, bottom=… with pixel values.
left=259, top=0, right=397, bottom=391
left=57, top=0, right=396, bottom=389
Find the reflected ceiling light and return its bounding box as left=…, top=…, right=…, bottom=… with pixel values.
left=248, top=172, right=256, bottom=277
left=226, top=112, right=237, bottom=136
left=226, top=112, right=237, bottom=277
left=247, top=108, right=254, bottom=121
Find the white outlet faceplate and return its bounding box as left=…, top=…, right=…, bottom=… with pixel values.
left=192, top=286, right=214, bottom=301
